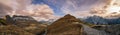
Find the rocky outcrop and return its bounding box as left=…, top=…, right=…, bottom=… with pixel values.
left=5, top=15, right=39, bottom=28
left=106, top=24, right=120, bottom=35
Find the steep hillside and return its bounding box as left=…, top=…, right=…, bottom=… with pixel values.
left=47, top=14, right=82, bottom=35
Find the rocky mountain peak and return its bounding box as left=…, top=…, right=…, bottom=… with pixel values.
left=63, top=14, right=76, bottom=19
left=57, top=14, right=78, bottom=22
left=48, top=14, right=79, bottom=29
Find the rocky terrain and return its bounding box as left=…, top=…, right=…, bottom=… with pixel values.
left=0, top=15, right=47, bottom=35
left=0, top=14, right=120, bottom=35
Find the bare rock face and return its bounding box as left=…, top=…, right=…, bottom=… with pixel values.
left=105, top=24, right=120, bottom=35
left=47, top=14, right=82, bottom=35
left=5, top=15, right=39, bottom=28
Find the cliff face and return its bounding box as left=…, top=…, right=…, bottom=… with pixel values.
left=5, top=15, right=39, bottom=28
left=47, top=14, right=82, bottom=35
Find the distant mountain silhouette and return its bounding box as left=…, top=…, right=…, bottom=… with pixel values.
left=83, top=15, right=108, bottom=25
left=106, top=18, right=120, bottom=24
left=83, top=15, right=120, bottom=25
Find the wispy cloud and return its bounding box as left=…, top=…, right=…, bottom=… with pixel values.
left=89, top=0, right=120, bottom=18
left=0, top=0, right=120, bottom=20
left=60, top=0, right=107, bottom=17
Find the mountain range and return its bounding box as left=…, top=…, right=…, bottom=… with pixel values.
left=83, top=15, right=120, bottom=25
left=0, top=14, right=120, bottom=35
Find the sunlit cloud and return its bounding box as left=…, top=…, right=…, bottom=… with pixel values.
left=0, top=0, right=58, bottom=21
left=90, top=0, right=120, bottom=18
left=60, top=0, right=108, bottom=17
left=0, top=0, right=120, bottom=21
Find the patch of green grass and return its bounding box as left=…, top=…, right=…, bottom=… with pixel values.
left=0, top=18, right=7, bottom=25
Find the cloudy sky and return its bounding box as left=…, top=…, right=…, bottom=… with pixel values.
left=0, top=0, right=120, bottom=21
left=32, top=0, right=107, bottom=16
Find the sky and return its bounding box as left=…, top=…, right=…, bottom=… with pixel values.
left=32, top=0, right=107, bottom=16
left=0, top=0, right=120, bottom=21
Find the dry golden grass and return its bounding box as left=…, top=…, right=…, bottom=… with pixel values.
left=0, top=18, right=7, bottom=25
left=47, top=14, right=83, bottom=35
left=24, top=24, right=47, bottom=35
left=47, top=24, right=82, bottom=35
left=0, top=25, right=34, bottom=35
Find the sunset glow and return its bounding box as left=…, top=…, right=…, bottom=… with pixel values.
left=106, top=0, right=120, bottom=13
